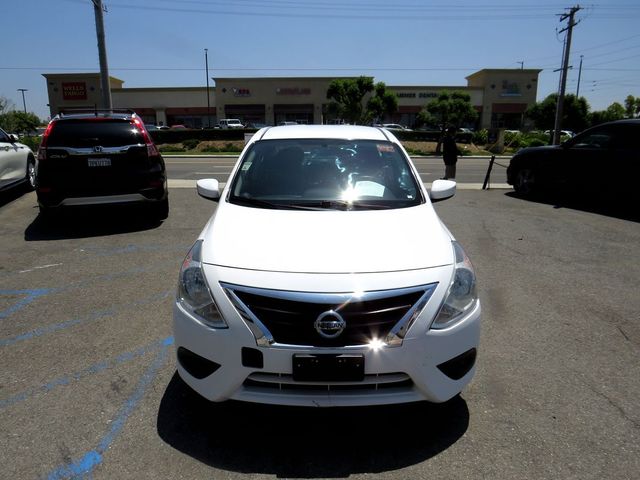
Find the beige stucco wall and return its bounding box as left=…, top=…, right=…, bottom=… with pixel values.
left=466, top=69, right=541, bottom=128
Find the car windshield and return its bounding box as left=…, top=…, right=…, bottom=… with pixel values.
left=229, top=139, right=423, bottom=210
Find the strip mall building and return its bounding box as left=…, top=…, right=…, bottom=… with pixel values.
left=43, top=68, right=541, bottom=129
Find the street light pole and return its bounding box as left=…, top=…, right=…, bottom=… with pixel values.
left=17, top=89, right=28, bottom=113
left=205, top=48, right=211, bottom=128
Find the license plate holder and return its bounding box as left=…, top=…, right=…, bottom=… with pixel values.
left=292, top=354, right=365, bottom=382
left=88, top=158, right=111, bottom=167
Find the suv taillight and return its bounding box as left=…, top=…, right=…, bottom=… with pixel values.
left=131, top=116, right=160, bottom=157
left=37, top=122, right=55, bottom=161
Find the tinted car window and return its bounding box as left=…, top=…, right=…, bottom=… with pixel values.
left=47, top=120, right=144, bottom=148
left=230, top=139, right=423, bottom=210
left=0, top=128, right=10, bottom=142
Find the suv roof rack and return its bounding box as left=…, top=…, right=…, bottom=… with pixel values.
left=57, top=107, right=137, bottom=117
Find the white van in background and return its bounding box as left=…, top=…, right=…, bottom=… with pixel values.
left=217, top=119, right=244, bottom=129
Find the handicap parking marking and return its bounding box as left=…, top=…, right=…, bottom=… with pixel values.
left=0, top=336, right=174, bottom=410
left=44, top=340, right=173, bottom=480
left=0, top=288, right=52, bottom=320
left=0, top=289, right=173, bottom=348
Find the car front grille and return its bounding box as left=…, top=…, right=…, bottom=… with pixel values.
left=222, top=282, right=437, bottom=347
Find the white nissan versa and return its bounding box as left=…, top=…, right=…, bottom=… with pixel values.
left=173, top=125, right=481, bottom=407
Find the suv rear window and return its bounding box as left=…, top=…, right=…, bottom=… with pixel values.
left=47, top=119, right=144, bottom=148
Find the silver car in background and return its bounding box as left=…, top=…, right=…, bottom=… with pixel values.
left=0, top=127, right=36, bottom=192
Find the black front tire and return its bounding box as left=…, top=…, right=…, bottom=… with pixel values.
left=513, top=167, right=537, bottom=196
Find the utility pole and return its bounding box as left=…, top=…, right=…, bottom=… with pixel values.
left=576, top=55, right=583, bottom=97
left=553, top=4, right=581, bottom=145
left=517, top=61, right=524, bottom=70
left=92, top=0, right=112, bottom=110
left=205, top=48, right=211, bottom=128
left=17, top=89, right=28, bottom=113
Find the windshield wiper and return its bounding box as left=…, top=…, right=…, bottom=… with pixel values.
left=231, top=197, right=321, bottom=210
left=288, top=200, right=393, bottom=210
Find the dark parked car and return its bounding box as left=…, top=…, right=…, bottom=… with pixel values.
left=507, top=119, right=640, bottom=196
left=36, top=110, right=168, bottom=219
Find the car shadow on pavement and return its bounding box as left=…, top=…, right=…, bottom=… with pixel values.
left=24, top=205, right=164, bottom=241
left=0, top=183, right=32, bottom=208
left=157, top=373, right=469, bottom=477
left=505, top=191, right=639, bottom=223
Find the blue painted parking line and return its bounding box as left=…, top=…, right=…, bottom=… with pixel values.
left=0, top=336, right=174, bottom=410
left=0, top=265, right=171, bottom=321
left=0, top=290, right=173, bottom=348
left=0, top=288, right=52, bottom=319
left=45, top=339, right=173, bottom=480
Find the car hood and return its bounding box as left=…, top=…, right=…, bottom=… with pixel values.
left=201, top=202, right=454, bottom=274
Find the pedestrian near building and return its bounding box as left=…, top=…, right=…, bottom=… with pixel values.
left=442, top=127, right=459, bottom=180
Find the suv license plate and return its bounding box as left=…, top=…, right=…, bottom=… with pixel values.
left=88, top=158, right=111, bottom=167
left=292, top=354, right=365, bottom=382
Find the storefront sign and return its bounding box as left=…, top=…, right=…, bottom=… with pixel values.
left=233, top=88, right=251, bottom=97
left=396, top=92, right=437, bottom=99
left=62, top=82, right=87, bottom=100
left=276, top=87, right=311, bottom=95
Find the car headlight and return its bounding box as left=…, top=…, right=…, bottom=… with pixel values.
left=178, top=240, right=227, bottom=328
left=431, top=241, right=478, bottom=329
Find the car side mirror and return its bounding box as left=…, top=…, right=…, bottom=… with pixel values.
left=8, top=134, right=19, bottom=143
left=429, top=179, right=456, bottom=202
left=196, top=178, right=221, bottom=201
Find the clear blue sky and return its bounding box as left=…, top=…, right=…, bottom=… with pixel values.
left=2, top=0, right=639, bottom=121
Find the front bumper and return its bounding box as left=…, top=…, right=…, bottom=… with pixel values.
left=173, top=265, right=481, bottom=407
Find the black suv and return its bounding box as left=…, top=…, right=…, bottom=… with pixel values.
left=36, top=110, right=168, bottom=219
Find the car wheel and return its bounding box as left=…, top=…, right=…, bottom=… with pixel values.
left=151, top=198, right=169, bottom=220
left=513, top=167, right=536, bottom=196
left=26, top=156, right=36, bottom=190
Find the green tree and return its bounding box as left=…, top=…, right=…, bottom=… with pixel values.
left=366, top=81, right=398, bottom=125
left=326, top=77, right=374, bottom=125
left=624, top=95, right=640, bottom=118
left=418, top=90, right=477, bottom=129
left=589, top=102, right=625, bottom=126
left=326, top=77, right=397, bottom=125
left=0, top=111, right=42, bottom=134
left=0, top=96, right=14, bottom=115
left=526, top=93, right=590, bottom=133
left=416, top=91, right=477, bottom=151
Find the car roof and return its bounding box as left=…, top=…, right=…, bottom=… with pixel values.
left=258, top=125, right=393, bottom=141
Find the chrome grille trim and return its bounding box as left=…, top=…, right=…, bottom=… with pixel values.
left=221, top=282, right=437, bottom=348
left=46, top=144, right=145, bottom=155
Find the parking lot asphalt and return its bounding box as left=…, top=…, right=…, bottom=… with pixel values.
left=1, top=187, right=638, bottom=479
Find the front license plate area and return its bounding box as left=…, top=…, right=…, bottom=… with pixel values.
left=292, top=354, right=365, bottom=382
left=88, top=158, right=111, bottom=167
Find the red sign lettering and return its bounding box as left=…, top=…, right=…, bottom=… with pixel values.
left=62, top=82, right=87, bottom=100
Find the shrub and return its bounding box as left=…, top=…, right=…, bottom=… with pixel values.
left=182, top=138, right=199, bottom=150
left=18, top=135, right=41, bottom=152
left=159, top=144, right=185, bottom=153
left=201, top=145, right=221, bottom=153
left=472, top=129, right=488, bottom=145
